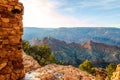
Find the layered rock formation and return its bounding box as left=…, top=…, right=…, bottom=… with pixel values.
left=31, top=37, right=120, bottom=67
left=23, top=53, right=41, bottom=73
left=0, top=0, right=24, bottom=80
left=111, top=64, right=120, bottom=80
left=35, top=64, right=97, bottom=80
left=21, top=54, right=97, bottom=80
left=23, top=63, right=97, bottom=80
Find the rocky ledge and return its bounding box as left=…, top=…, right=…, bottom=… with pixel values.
left=22, top=54, right=97, bottom=80
left=111, top=64, right=120, bottom=80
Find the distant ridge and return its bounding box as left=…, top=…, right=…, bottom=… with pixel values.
left=23, top=27, right=120, bottom=47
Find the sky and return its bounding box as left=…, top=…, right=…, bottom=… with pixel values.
left=19, top=0, right=120, bottom=28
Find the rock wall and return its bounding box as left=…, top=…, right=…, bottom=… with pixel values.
left=23, top=53, right=41, bottom=73
left=0, top=0, right=24, bottom=80
left=111, top=64, right=120, bottom=80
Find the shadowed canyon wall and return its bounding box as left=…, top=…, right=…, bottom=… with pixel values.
left=0, top=0, right=24, bottom=80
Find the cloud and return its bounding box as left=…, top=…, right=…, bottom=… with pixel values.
left=19, top=0, right=98, bottom=27
left=19, top=0, right=120, bottom=28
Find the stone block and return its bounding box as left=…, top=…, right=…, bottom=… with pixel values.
left=0, top=75, right=5, bottom=80
left=1, top=18, right=9, bottom=23
left=0, top=45, right=2, bottom=48
left=8, top=36, right=20, bottom=44
left=0, top=62, right=7, bottom=70
left=0, top=0, right=8, bottom=4
left=2, top=40, right=9, bottom=44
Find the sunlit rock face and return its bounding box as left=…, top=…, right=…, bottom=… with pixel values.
left=23, top=53, right=41, bottom=73
left=0, top=0, right=24, bottom=80
left=23, top=63, right=97, bottom=80
left=111, top=64, right=120, bottom=80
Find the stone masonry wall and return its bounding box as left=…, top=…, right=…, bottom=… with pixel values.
left=0, top=0, right=24, bottom=80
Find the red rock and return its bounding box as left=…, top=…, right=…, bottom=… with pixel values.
left=0, top=75, right=5, bottom=80
left=0, top=62, right=7, bottom=70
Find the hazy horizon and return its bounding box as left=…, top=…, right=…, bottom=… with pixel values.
left=24, top=26, right=120, bottom=29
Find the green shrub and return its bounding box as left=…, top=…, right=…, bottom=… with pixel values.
left=22, top=40, right=62, bottom=66
left=79, top=60, right=95, bottom=74
left=106, top=63, right=116, bottom=79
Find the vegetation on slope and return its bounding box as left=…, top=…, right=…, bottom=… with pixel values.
left=22, top=40, right=62, bottom=66
left=106, top=63, right=116, bottom=79
left=79, top=60, right=95, bottom=74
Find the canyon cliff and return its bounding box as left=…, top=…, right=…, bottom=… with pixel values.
left=32, top=37, right=120, bottom=67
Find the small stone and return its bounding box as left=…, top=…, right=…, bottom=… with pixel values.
left=0, top=75, right=5, bottom=80
left=11, top=72, right=18, bottom=80
left=0, top=62, right=7, bottom=70
left=1, top=18, right=9, bottom=23
left=0, top=45, right=2, bottom=48
left=8, top=36, right=20, bottom=44
left=15, top=5, right=22, bottom=11
left=7, top=6, right=13, bottom=12
left=19, top=70, right=25, bottom=79
left=5, top=74, right=10, bottom=80
left=2, top=40, right=9, bottom=44
left=0, top=66, right=13, bottom=74
left=0, top=0, right=8, bottom=4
